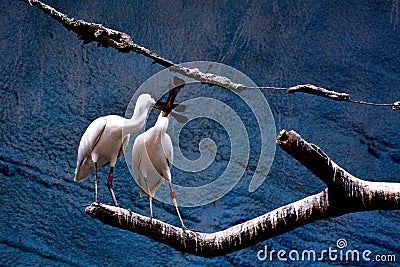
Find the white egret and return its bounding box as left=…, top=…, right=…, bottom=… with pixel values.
left=132, top=79, right=187, bottom=229
left=74, top=94, right=156, bottom=206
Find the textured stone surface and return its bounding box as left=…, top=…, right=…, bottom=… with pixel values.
left=1, top=1, right=399, bottom=266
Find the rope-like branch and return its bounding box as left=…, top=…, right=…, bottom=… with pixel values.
left=22, top=0, right=399, bottom=109
left=85, top=130, right=400, bottom=257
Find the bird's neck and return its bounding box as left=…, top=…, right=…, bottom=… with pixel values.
left=154, top=116, right=169, bottom=134
left=147, top=116, right=169, bottom=144
left=124, top=109, right=148, bottom=134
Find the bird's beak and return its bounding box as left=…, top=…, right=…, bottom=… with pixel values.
left=162, top=95, right=175, bottom=117
left=153, top=101, right=165, bottom=110
left=154, top=76, right=186, bottom=117
left=162, top=84, right=183, bottom=116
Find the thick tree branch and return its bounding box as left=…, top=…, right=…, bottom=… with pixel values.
left=22, top=0, right=399, bottom=108
left=20, top=0, right=400, bottom=257
left=85, top=130, right=400, bottom=257
left=277, top=130, right=400, bottom=213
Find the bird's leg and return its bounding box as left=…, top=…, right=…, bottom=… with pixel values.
left=94, top=162, right=99, bottom=203
left=148, top=196, right=153, bottom=221
left=107, top=167, right=119, bottom=207
left=144, top=178, right=153, bottom=221
left=168, top=182, right=187, bottom=230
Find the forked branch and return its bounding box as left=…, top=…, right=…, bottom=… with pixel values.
left=85, top=130, right=400, bottom=257
left=21, top=0, right=400, bottom=257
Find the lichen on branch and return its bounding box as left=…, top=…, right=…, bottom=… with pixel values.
left=22, top=0, right=398, bottom=108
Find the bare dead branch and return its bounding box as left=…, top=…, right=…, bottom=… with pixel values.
left=86, top=192, right=332, bottom=258
left=393, top=101, right=400, bottom=110
left=22, top=0, right=245, bottom=92
left=22, top=0, right=398, bottom=108
left=85, top=130, right=400, bottom=257
left=277, top=130, right=400, bottom=212
left=287, top=84, right=350, bottom=101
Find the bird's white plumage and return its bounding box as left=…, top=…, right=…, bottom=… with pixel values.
left=132, top=113, right=186, bottom=228
left=74, top=94, right=156, bottom=182
left=132, top=115, right=172, bottom=197
left=74, top=117, right=106, bottom=181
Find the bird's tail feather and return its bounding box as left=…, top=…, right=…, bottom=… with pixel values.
left=74, top=161, right=94, bottom=181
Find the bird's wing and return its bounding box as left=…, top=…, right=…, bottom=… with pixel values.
left=74, top=117, right=107, bottom=181
left=77, top=117, right=107, bottom=165
left=162, top=133, right=173, bottom=168
left=132, top=133, right=147, bottom=195
left=118, top=134, right=130, bottom=158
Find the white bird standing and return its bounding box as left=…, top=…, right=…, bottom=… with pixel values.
left=132, top=79, right=186, bottom=229
left=74, top=94, right=156, bottom=206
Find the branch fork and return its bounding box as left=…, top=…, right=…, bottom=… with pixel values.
left=85, top=130, right=400, bottom=257
left=21, top=0, right=400, bottom=257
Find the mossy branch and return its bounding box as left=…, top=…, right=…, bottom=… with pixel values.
left=22, top=0, right=398, bottom=108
